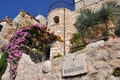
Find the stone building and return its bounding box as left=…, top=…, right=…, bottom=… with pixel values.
left=1, top=0, right=119, bottom=59
left=47, top=8, right=77, bottom=58
left=1, top=1, right=120, bottom=80
left=47, top=0, right=120, bottom=58
left=47, top=0, right=112, bottom=58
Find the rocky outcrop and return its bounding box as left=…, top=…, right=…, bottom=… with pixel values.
left=2, top=54, right=62, bottom=80
left=35, top=15, right=47, bottom=25
left=0, top=10, right=46, bottom=56
left=2, top=38, right=120, bottom=80
left=0, top=17, right=14, bottom=41
left=12, top=10, right=40, bottom=29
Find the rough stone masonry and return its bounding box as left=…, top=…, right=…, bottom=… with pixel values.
left=2, top=38, right=120, bottom=80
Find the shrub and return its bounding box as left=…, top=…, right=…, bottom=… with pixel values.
left=52, top=53, right=63, bottom=59
left=69, top=33, right=85, bottom=53
left=112, top=67, right=120, bottom=77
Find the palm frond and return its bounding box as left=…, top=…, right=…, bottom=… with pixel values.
left=76, top=9, right=97, bottom=29
left=75, top=9, right=97, bottom=38
left=96, top=0, right=120, bottom=24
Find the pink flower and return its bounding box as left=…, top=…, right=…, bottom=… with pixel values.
left=13, top=53, right=22, bottom=58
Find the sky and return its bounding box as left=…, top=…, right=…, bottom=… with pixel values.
left=0, top=0, right=75, bottom=20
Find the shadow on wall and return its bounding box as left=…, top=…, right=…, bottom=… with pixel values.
left=0, top=25, right=3, bottom=32
left=24, top=46, right=51, bottom=63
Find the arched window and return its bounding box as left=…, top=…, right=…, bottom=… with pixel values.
left=54, top=16, right=59, bottom=24
left=0, top=24, right=3, bottom=32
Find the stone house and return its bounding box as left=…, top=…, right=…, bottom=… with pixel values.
left=47, top=0, right=112, bottom=58
left=0, top=0, right=119, bottom=59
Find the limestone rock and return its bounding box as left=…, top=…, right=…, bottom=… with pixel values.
left=96, top=70, right=108, bottom=80
left=107, top=75, right=120, bottom=80
left=87, top=48, right=97, bottom=57
left=0, top=34, right=8, bottom=57
left=87, top=69, right=98, bottom=79
left=81, top=76, right=90, bottom=80
left=0, top=37, right=7, bottom=49
left=42, top=60, right=51, bottom=74
left=104, top=38, right=119, bottom=48
left=1, top=63, right=10, bottom=80
left=18, top=53, right=35, bottom=65
left=2, top=54, right=40, bottom=80
left=2, top=38, right=120, bottom=80
left=94, top=61, right=110, bottom=70
left=13, top=10, right=39, bottom=29
left=35, top=15, right=47, bottom=25
left=0, top=21, right=13, bottom=41
left=103, top=51, right=111, bottom=61
left=116, top=51, right=120, bottom=59
left=86, top=40, right=104, bottom=49
left=108, top=59, right=120, bottom=68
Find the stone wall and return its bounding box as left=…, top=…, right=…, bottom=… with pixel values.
left=47, top=8, right=77, bottom=58
left=47, top=0, right=120, bottom=59
left=2, top=38, right=120, bottom=80
left=13, top=10, right=40, bottom=28
left=74, top=0, right=112, bottom=10
left=0, top=21, right=14, bottom=42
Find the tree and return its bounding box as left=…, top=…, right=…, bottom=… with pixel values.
left=75, top=9, right=97, bottom=39
left=96, top=0, right=120, bottom=37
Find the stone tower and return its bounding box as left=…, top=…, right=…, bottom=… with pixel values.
left=47, top=8, right=77, bottom=58
left=47, top=0, right=114, bottom=59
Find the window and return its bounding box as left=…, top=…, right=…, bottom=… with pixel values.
left=0, top=24, right=3, bottom=32
left=54, top=16, right=59, bottom=24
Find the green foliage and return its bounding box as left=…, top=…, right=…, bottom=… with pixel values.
left=52, top=53, right=63, bottom=59
left=115, top=28, right=120, bottom=37
left=115, top=17, right=120, bottom=37
left=112, top=67, right=120, bottom=77
left=75, top=1, right=120, bottom=40
left=0, top=52, right=8, bottom=80
left=96, top=0, right=120, bottom=38
left=75, top=9, right=97, bottom=38
left=69, top=33, right=85, bottom=53
left=96, top=0, right=120, bottom=30
left=96, top=1, right=120, bottom=24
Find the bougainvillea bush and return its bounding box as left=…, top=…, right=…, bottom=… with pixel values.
left=5, top=24, right=62, bottom=80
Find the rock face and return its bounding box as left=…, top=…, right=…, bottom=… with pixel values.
left=35, top=15, right=47, bottom=25
left=2, top=38, right=120, bottom=80
left=42, top=60, right=51, bottom=74
left=2, top=54, right=62, bottom=80
left=13, top=10, right=40, bottom=29
left=0, top=20, right=14, bottom=42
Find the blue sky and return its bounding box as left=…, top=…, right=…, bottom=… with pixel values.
left=0, top=0, right=74, bottom=20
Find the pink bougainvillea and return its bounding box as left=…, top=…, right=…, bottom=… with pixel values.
left=6, top=24, right=63, bottom=80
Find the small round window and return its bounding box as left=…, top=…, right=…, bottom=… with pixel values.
left=54, top=16, right=59, bottom=24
